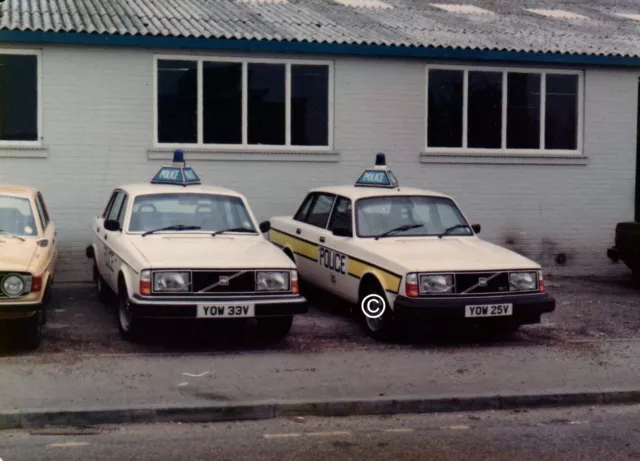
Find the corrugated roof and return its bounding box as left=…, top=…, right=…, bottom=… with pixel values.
left=4, top=0, right=640, bottom=57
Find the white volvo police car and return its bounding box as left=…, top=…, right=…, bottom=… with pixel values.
left=264, top=154, right=555, bottom=341
left=86, top=151, right=307, bottom=342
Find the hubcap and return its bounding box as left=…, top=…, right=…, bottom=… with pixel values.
left=119, top=298, right=132, bottom=332
left=365, top=313, right=384, bottom=332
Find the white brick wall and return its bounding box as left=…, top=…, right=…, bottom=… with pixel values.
left=0, top=45, right=636, bottom=281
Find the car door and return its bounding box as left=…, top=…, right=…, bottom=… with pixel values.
left=325, top=196, right=356, bottom=300
left=295, top=192, right=336, bottom=290
left=104, top=191, right=130, bottom=291
left=99, top=190, right=126, bottom=290
left=94, top=191, right=117, bottom=279
left=34, top=192, right=58, bottom=277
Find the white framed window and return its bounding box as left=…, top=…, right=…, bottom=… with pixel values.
left=425, top=65, right=584, bottom=155
left=154, top=55, right=334, bottom=151
left=0, top=49, right=42, bottom=147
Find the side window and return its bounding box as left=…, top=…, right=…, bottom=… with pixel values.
left=304, top=194, right=335, bottom=229
left=34, top=194, right=49, bottom=230
left=328, top=197, right=352, bottom=232
left=106, top=191, right=126, bottom=222
left=102, top=192, right=118, bottom=218
left=294, top=193, right=316, bottom=222
left=117, top=195, right=129, bottom=229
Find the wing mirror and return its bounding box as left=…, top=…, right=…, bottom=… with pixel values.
left=259, top=221, right=271, bottom=233
left=471, top=224, right=481, bottom=234
left=104, top=219, right=121, bottom=232
left=332, top=226, right=353, bottom=238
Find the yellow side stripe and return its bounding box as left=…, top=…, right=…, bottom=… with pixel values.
left=269, top=228, right=402, bottom=294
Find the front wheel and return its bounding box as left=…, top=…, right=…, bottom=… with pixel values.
left=360, top=284, right=395, bottom=342
left=20, top=310, right=43, bottom=350
left=256, top=316, right=293, bottom=342
left=117, top=287, right=144, bottom=343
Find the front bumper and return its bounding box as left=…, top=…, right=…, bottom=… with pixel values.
left=607, top=246, right=620, bottom=262
left=393, top=292, right=555, bottom=325
left=129, top=293, right=308, bottom=319
left=0, top=290, right=47, bottom=313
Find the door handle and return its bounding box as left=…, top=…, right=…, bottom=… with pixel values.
left=296, top=228, right=301, bottom=235
left=319, top=236, right=325, bottom=243
left=104, top=234, right=108, bottom=241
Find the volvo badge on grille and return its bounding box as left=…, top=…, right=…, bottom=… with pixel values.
left=219, top=276, right=230, bottom=286
left=478, top=277, right=488, bottom=287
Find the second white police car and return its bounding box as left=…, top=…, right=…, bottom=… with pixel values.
left=264, top=154, right=555, bottom=341
left=86, top=151, right=308, bottom=342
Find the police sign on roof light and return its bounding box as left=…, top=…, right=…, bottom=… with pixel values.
left=151, top=150, right=201, bottom=186
left=355, top=153, right=399, bottom=188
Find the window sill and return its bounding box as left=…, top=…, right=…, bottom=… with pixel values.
left=148, top=148, right=340, bottom=163
left=0, top=146, right=48, bottom=158
left=420, top=152, right=589, bottom=165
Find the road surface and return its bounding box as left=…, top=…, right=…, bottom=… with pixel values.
left=1, top=404, right=639, bottom=460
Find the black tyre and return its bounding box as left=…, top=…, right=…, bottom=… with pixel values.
left=256, top=316, right=293, bottom=342
left=359, top=281, right=395, bottom=342
left=117, top=283, right=144, bottom=343
left=20, top=310, right=43, bottom=350
left=95, top=264, right=112, bottom=304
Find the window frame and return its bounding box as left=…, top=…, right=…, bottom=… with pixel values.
left=0, top=48, right=43, bottom=148
left=425, top=65, right=584, bottom=156
left=153, top=55, right=334, bottom=152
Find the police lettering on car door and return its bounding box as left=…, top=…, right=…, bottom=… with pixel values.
left=318, top=246, right=348, bottom=275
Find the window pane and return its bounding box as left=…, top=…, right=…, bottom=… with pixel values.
left=107, top=192, right=125, bottom=221
left=507, top=73, right=541, bottom=149
left=0, top=195, right=36, bottom=236
left=545, top=74, right=579, bottom=150
left=291, top=65, right=329, bottom=146
left=203, top=62, right=242, bottom=144
left=157, top=60, right=197, bottom=144
left=0, top=55, right=37, bottom=141
left=427, top=70, right=463, bottom=148
left=328, top=197, right=352, bottom=232
left=305, top=194, right=334, bottom=228
left=468, top=72, right=502, bottom=148
left=248, top=63, right=285, bottom=145
left=294, top=194, right=315, bottom=222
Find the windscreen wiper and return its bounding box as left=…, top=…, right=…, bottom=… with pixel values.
left=142, top=225, right=201, bottom=237
left=0, top=228, right=25, bottom=241
left=212, top=227, right=257, bottom=237
left=375, top=224, right=424, bottom=240
left=438, top=224, right=471, bottom=239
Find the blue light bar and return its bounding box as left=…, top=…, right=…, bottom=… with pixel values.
left=354, top=153, right=399, bottom=188
left=151, top=150, right=201, bottom=186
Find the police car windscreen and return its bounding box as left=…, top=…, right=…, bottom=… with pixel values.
left=128, top=193, right=256, bottom=234
left=356, top=196, right=472, bottom=238
left=0, top=195, right=37, bottom=236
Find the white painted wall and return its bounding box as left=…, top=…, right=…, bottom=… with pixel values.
left=0, top=45, right=636, bottom=281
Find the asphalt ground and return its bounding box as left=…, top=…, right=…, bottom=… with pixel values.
left=2, top=404, right=640, bottom=461
left=1, top=275, right=639, bottom=357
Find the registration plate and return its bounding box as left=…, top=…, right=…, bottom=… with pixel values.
left=465, top=303, right=512, bottom=318
left=197, top=304, right=255, bottom=318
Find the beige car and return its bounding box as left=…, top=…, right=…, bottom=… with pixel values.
left=85, top=151, right=308, bottom=342
left=265, top=154, right=555, bottom=341
left=0, top=186, right=57, bottom=349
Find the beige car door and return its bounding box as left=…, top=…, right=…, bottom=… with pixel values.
left=34, top=191, right=58, bottom=279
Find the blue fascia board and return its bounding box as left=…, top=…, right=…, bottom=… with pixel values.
left=1, top=30, right=640, bottom=67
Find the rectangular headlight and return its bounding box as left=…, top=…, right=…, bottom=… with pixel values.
left=256, top=271, right=290, bottom=291
left=153, top=271, right=191, bottom=292
left=509, top=271, right=537, bottom=292
left=419, top=274, right=454, bottom=294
